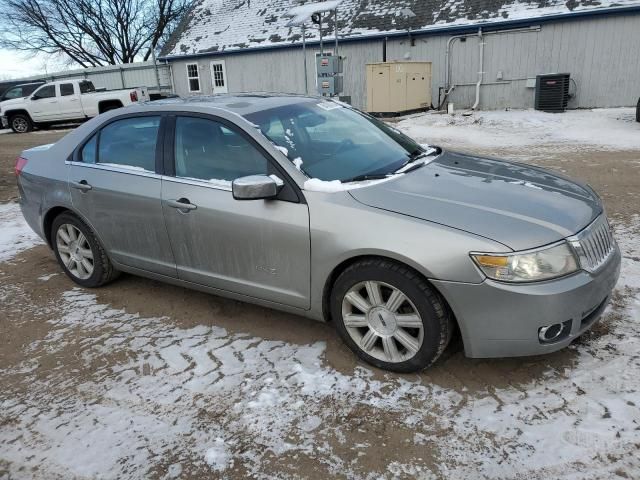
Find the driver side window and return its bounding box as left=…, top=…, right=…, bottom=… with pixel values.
left=33, top=85, right=56, bottom=99
left=174, top=116, right=268, bottom=184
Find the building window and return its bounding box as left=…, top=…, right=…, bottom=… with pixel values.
left=211, top=63, right=225, bottom=88
left=186, top=63, right=200, bottom=92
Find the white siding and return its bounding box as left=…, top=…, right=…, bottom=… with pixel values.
left=169, top=13, right=640, bottom=110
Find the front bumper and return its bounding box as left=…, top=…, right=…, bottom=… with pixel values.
left=1, top=116, right=8, bottom=129
left=432, top=244, right=621, bottom=358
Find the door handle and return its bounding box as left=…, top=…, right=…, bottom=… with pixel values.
left=167, top=198, right=197, bottom=211
left=71, top=180, right=92, bottom=192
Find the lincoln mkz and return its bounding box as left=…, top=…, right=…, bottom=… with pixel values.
left=16, top=95, right=621, bottom=372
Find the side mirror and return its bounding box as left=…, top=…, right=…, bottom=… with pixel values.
left=232, top=174, right=283, bottom=200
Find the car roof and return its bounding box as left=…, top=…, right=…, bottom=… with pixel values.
left=148, top=93, right=332, bottom=116
left=13, top=82, right=45, bottom=87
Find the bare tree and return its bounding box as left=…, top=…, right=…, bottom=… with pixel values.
left=0, top=0, right=190, bottom=67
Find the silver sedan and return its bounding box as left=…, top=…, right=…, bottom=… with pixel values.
left=15, top=95, right=621, bottom=372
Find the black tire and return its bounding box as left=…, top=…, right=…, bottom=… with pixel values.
left=9, top=113, right=33, bottom=133
left=51, top=212, right=119, bottom=288
left=330, top=258, right=453, bottom=373
left=636, top=97, right=640, bottom=123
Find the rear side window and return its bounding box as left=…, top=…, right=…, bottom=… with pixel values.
left=60, top=83, right=75, bottom=96
left=174, top=116, right=267, bottom=182
left=81, top=134, right=97, bottom=164
left=97, top=117, right=160, bottom=171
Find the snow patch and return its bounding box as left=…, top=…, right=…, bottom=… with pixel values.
left=0, top=202, right=44, bottom=263
left=396, top=108, right=640, bottom=152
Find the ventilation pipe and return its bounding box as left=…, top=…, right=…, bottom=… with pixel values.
left=472, top=27, right=484, bottom=111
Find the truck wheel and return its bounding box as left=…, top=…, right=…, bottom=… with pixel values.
left=636, top=98, right=640, bottom=123
left=10, top=114, right=33, bottom=133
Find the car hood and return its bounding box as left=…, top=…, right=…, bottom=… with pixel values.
left=0, top=97, right=25, bottom=111
left=349, top=150, right=601, bottom=251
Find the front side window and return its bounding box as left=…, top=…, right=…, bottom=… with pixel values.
left=244, top=100, right=422, bottom=182
left=33, top=85, right=56, bottom=99
left=174, top=116, right=267, bottom=183
left=97, top=116, right=160, bottom=171
left=186, top=63, right=200, bottom=92
left=60, top=83, right=75, bottom=96
left=79, top=81, right=96, bottom=93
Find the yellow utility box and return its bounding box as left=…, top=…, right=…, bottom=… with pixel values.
left=366, top=62, right=432, bottom=114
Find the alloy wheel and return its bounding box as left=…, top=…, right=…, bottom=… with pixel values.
left=56, top=224, right=95, bottom=280
left=12, top=117, right=28, bottom=133
left=341, top=281, right=424, bottom=363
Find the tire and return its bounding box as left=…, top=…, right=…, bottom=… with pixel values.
left=51, top=212, right=119, bottom=288
left=636, top=98, right=640, bottom=123
left=330, top=258, right=453, bottom=373
left=10, top=113, right=32, bottom=133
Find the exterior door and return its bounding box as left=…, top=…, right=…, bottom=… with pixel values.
left=209, top=61, right=228, bottom=94
left=68, top=115, right=176, bottom=277
left=58, top=82, right=83, bottom=119
left=161, top=115, right=310, bottom=308
left=29, top=84, right=60, bottom=121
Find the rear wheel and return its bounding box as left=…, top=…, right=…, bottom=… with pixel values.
left=10, top=113, right=32, bottom=133
left=51, top=212, right=119, bottom=287
left=331, top=258, right=453, bottom=372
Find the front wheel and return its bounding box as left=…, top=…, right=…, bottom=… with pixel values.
left=330, top=258, right=453, bottom=373
left=51, top=212, right=119, bottom=287
left=10, top=113, right=32, bottom=133
left=636, top=97, right=640, bottom=123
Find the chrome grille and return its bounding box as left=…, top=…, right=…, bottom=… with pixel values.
left=568, top=215, right=616, bottom=273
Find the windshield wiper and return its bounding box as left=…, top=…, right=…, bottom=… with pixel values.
left=341, top=173, right=390, bottom=183
left=394, top=147, right=441, bottom=174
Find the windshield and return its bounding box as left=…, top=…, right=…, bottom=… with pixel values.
left=244, top=100, right=424, bottom=181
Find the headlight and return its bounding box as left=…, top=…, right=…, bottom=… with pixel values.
left=471, top=242, right=578, bottom=282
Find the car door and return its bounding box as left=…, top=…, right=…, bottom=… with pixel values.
left=58, top=82, right=83, bottom=119
left=29, top=84, right=59, bottom=121
left=68, top=114, right=177, bottom=277
left=161, top=114, right=311, bottom=308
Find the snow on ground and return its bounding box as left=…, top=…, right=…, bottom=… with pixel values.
left=0, top=213, right=639, bottom=477
left=0, top=202, right=44, bottom=262
left=397, top=108, right=640, bottom=152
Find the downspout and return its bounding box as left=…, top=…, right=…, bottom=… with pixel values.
left=302, top=24, right=309, bottom=94
left=472, top=27, right=484, bottom=111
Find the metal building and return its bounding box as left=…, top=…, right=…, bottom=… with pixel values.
left=160, top=0, right=640, bottom=111
left=3, top=61, right=173, bottom=98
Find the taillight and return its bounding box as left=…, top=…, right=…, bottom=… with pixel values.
left=130, top=91, right=138, bottom=102
left=15, top=157, right=28, bottom=176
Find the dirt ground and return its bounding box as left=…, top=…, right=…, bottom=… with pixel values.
left=1, top=120, right=639, bottom=479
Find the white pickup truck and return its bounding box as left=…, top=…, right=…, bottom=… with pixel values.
left=0, top=79, right=149, bottom=133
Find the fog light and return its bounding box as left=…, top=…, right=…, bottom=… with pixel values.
left=538, top=320, right=572, bottom=344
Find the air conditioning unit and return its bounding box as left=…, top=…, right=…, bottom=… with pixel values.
left=534, top=73, right=570, bottom=113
